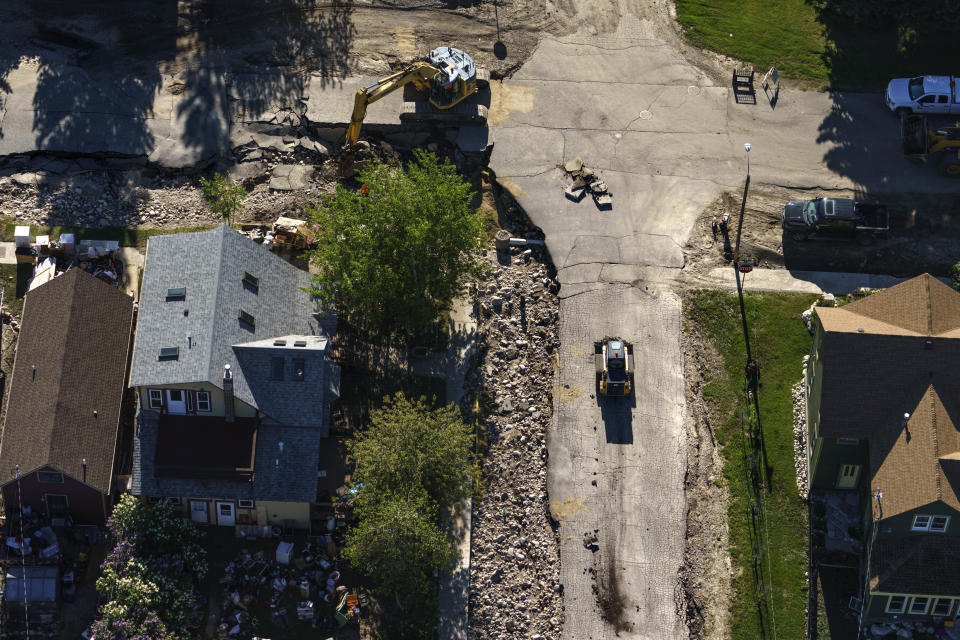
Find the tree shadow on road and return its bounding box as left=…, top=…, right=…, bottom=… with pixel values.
left=3, top=0, right=356, bottom=165
left=807, top=0, right=960, bottom=91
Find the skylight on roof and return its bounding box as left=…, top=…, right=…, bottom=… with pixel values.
left=158, top=346, right=179, bottom=360
left=294, top=340, right=307, bottom=347
left=274, top=339, right=287, bottom=346
left=239, top=309, right=255, bottom=329
left=243, top=272, right=259, bottom=291
left=166, top=287, right=186, bottom=300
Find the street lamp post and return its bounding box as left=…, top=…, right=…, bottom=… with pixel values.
left=734, top=143, right=753, bottom=370
left=735, top=143, right=751, bottom=258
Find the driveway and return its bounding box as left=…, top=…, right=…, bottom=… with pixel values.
left=487, top=1, right=960, bottom=638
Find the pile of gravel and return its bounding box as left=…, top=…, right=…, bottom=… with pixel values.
left=467, top=237, right=564, bottom=639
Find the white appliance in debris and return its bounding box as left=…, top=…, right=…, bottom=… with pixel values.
left=14, top=226, right=30, bottom=248
left=276, top=541, right=294, bottom=565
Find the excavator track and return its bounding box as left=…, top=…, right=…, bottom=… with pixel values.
left=399, top=101, right=488, bottom=124
left=476, top=67, right=490, bottom=89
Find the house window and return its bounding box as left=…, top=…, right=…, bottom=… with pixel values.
left=886, top=596, right=907, bottom=614
left=238, top=499, right=254, bottom=509
left=196, top=391, right=211, bottom=412
left=270, top=357, right=285, bottom=381
left=909, top=597, right=930, bottom=615
left=239, top=310, right=255, bottom=329
left=837, top=438, right=859, bottom=445
left=912, top=515, right=945, bottom=531
left=293, top=358, right=305, bottom=381
left=167, top=497, right=182, bottom=505
left=243, top=272, right=259, bottom=292
left=158, top=346, right=179, bottom=360
left=148, top=389, right=163, bottom=409
left=933, top=598, right=954, bottom=616
left=930, top=516, right=950, bottom=532
left=37, top=471, right=63, bottom=484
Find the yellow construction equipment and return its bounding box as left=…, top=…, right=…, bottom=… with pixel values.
left=901, top=114, right=960, bottom=175
left=344, top=46, right=488, bottom=149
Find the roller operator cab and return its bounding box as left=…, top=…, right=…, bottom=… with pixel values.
left=595, top=339, right=634, bottom=396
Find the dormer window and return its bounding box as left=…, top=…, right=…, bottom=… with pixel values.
left=243, top=272, right=259, bottom=292
left=239, top=310, right=255, bottom=329
left=166, top=287, right=186, bottom=300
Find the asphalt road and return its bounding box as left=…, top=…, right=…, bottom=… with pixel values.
left=487, top=4, right=960, bottom=640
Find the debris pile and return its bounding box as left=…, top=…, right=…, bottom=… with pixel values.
left=467, top=217, right=564, bottom=638
left=563, top=156, right=612, bottom=209
left=0, top=507, right=100, bottom=639
left=215, top=538, right=366, bottom=638
left=792, top=367, right=809, bottom=499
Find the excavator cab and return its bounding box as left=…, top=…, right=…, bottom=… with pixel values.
left=424, top=46, right=479, bottom=109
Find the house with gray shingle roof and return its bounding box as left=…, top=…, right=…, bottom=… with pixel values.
left=129, top=225, right=339, bottom=528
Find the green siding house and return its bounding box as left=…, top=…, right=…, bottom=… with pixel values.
left=807, top=274, right=960, bottom=624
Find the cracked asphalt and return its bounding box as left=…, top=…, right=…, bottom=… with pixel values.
left=487, top=1, right=960, bottom=638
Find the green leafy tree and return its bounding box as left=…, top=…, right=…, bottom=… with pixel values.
left=92, top=495, right=207, bottom=640
left=344, top=393, right=477, bottom=637
left=343, top=488, right=457, bottom=636
left=349, top=392, right=477, bottom=511
left=200, top=172, right=246, bottom=225
left=306, top=150, right=484, bottom=340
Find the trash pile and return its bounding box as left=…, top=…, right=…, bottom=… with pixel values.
left=467, top=210, right=564, bottom=638
left=215, top=539, right=366, bottom=638
left=14, top=226, right=126, bottom=292
left=0, top=505, right=100, bottom=638
left=563, top=156, right=612, bottom=209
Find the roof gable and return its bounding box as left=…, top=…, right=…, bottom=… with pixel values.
left=819, top=274, right=960, bottom=337
left=0, top=269, right=134, bottom=494
left=871, top=385, right=960, bottom=518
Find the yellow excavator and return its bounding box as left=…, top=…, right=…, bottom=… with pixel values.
left=901, top=114, right=960, bottom=175
left=344, top=46, right=489, bottom=149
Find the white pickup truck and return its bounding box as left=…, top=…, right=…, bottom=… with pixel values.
left=885, top=76, right=960, bottom=115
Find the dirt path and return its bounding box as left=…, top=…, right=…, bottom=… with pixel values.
left=681, top=185, right=960, bottom=282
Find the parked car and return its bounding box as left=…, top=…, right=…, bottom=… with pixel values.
left=885, top=76, right=960, bottom=115
left=781, top=197, right=889, bottom=242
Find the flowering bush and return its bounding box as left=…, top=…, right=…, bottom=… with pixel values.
left=92, top=496, right=206, bottom=640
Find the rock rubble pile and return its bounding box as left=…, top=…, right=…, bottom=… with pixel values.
left=467, top=231, right=564, bottom=639
left=792, top=360, right=809, bottom=499
left=0, top=143, right=336, bottom=229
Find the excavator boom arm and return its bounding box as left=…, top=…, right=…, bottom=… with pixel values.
left=344, top=62, right=439, bottom=147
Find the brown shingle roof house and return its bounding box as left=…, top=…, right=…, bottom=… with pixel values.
left=0, top=268, right=134, bottom=524
left=807, top=274, right=960, bottom=622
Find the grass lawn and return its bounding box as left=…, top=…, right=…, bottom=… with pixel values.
left=685, top=289, right=818, bottom=640
left=675, top=0, right=960, bottom=89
